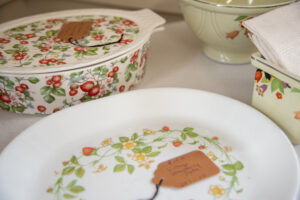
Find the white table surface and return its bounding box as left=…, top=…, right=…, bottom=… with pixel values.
left=0, top=21, right=299, bottom=198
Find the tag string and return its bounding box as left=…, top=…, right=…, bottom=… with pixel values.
left=68, top=34, right=124, bottom=48
left=139, top=177, right=164, bottom=200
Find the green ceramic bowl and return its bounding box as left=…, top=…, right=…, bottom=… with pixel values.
left=178, top=0, right=295, bottom=64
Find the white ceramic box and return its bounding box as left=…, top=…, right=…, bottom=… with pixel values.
left=0, top=9, right=165, bottom=114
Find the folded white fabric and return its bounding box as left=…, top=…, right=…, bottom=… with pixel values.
left=243, top=1, right=300, bottom=77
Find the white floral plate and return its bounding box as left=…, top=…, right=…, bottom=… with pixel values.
left=0, top=88, right=299, bottom=200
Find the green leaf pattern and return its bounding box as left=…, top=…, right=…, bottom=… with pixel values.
left=0, top=43, right=149, bottom=114
left=47, top=126, right=244, bottom=200
left=255, top=70, right=300, bottom=99
left=0, top=14, right=139, bottom=68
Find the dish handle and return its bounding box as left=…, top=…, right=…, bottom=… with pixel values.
left=131, top=9, right=166, bottom=33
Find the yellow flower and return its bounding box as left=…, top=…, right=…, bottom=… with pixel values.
left=101, top=138, right=112, bottom=147
left=208, top=185, right=225, bottom=198
left=122, top=140, right=136, bottom=149
left=93, top=164, right=107, bottom=173
left=133, top=153, right=147, bottom=161
left=207, top=152, right=217, bottom=161
left=138, top=160, right=155, bottom=170
left=54, top=170, right=59, bottom=176
left=143, top=129, right=156, bottom=135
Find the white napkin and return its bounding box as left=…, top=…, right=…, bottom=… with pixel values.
left=243, top=2, right=300, bottom=77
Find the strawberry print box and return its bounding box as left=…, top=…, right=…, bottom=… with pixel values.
left=0, top=9, right=165, bottom=114
left=251, top=53, right=300, bottom=144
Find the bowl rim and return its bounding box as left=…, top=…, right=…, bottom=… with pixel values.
left=191, top=0, right=296, bottom=9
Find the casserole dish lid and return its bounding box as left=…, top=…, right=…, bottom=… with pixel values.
left=0, top=9, right=165, bottom=74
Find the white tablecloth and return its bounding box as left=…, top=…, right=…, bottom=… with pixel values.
left=0, top=21, right=299, bottom=198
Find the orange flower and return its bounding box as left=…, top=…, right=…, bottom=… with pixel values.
left=226, top=31, right=239, bottom=39
left=62, top=161, right=68, bottom=166
left=295, top=111, right=300, bottom=120
left=276, top=92, right=282, bottom=99
left=172, top=141, right=182, bottom=147
left=255, top=71, right=262, bottom=82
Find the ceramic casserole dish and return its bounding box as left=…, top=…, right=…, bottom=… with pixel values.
left=0, top=9, right=165, bottom=114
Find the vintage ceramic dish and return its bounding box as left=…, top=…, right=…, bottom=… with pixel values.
left=178, top=0, right=295, bottom=64
left=251, top=53, right=300, bottom=144
left=0, top=9, right=165, bottom=114
left=0, top=88, right=299, bottom=200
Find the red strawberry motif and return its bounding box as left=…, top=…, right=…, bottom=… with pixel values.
left=122, top=20, right=136, bottom=26
left=51, top=75, right=61, bottom=83
left=113, top=66, right=119, bottom=72
left=74, top=47, right=85, bottom=52
left=49, top=58, right=57, bottom=63
left=46, top=80, right=53, bottom=85
left=0, top=94, right=11, bottom=103
left=69, top=84, right=79, bottom=90
left=53, top=108, right=60, bottom=113
left=93, top=35, right=104, bottom=41
left=20, top=41, right=28, bottom=45
left=39, top=59, right=49, bottom=64
left=69, top=89, right=78, bottom=96
left=119, top=85, right=125, bottom=92
left=58, top=61, right=66, bottom=65
left=107, top=71, right=114, bottom=78
left=80, top=81, right=94, bottom=92
left=53, top=37, right=61, bottom=43
left=128, top=84, right=134, bottom=91
left=52, top=82, right=62, bottom=88
left=0, top=38, right=10, bottom=43
left=15, top=86, right=24, bottom=93
left=88, top=85, right=100, bottom=96
left=37, top=105, right=46, bottom=112
left=120, top=39, right=133, bottom=44
left=20, top=83, right=29, bottom=90
left=95, top=18, right=105, bottom=23
left=41, top=48, right=49, bottom=52
left=25, top=33, right=36, bottom=38
left=82, top=147, right=95, bottom=156
left=45, top=25, right=53, bottom=29
left=116, top=28, right=124, bottom=34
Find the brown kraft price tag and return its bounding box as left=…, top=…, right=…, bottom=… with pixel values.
left=152, top=151, right=220, bottom=188
left=57, top=21, right=93, bottom=42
